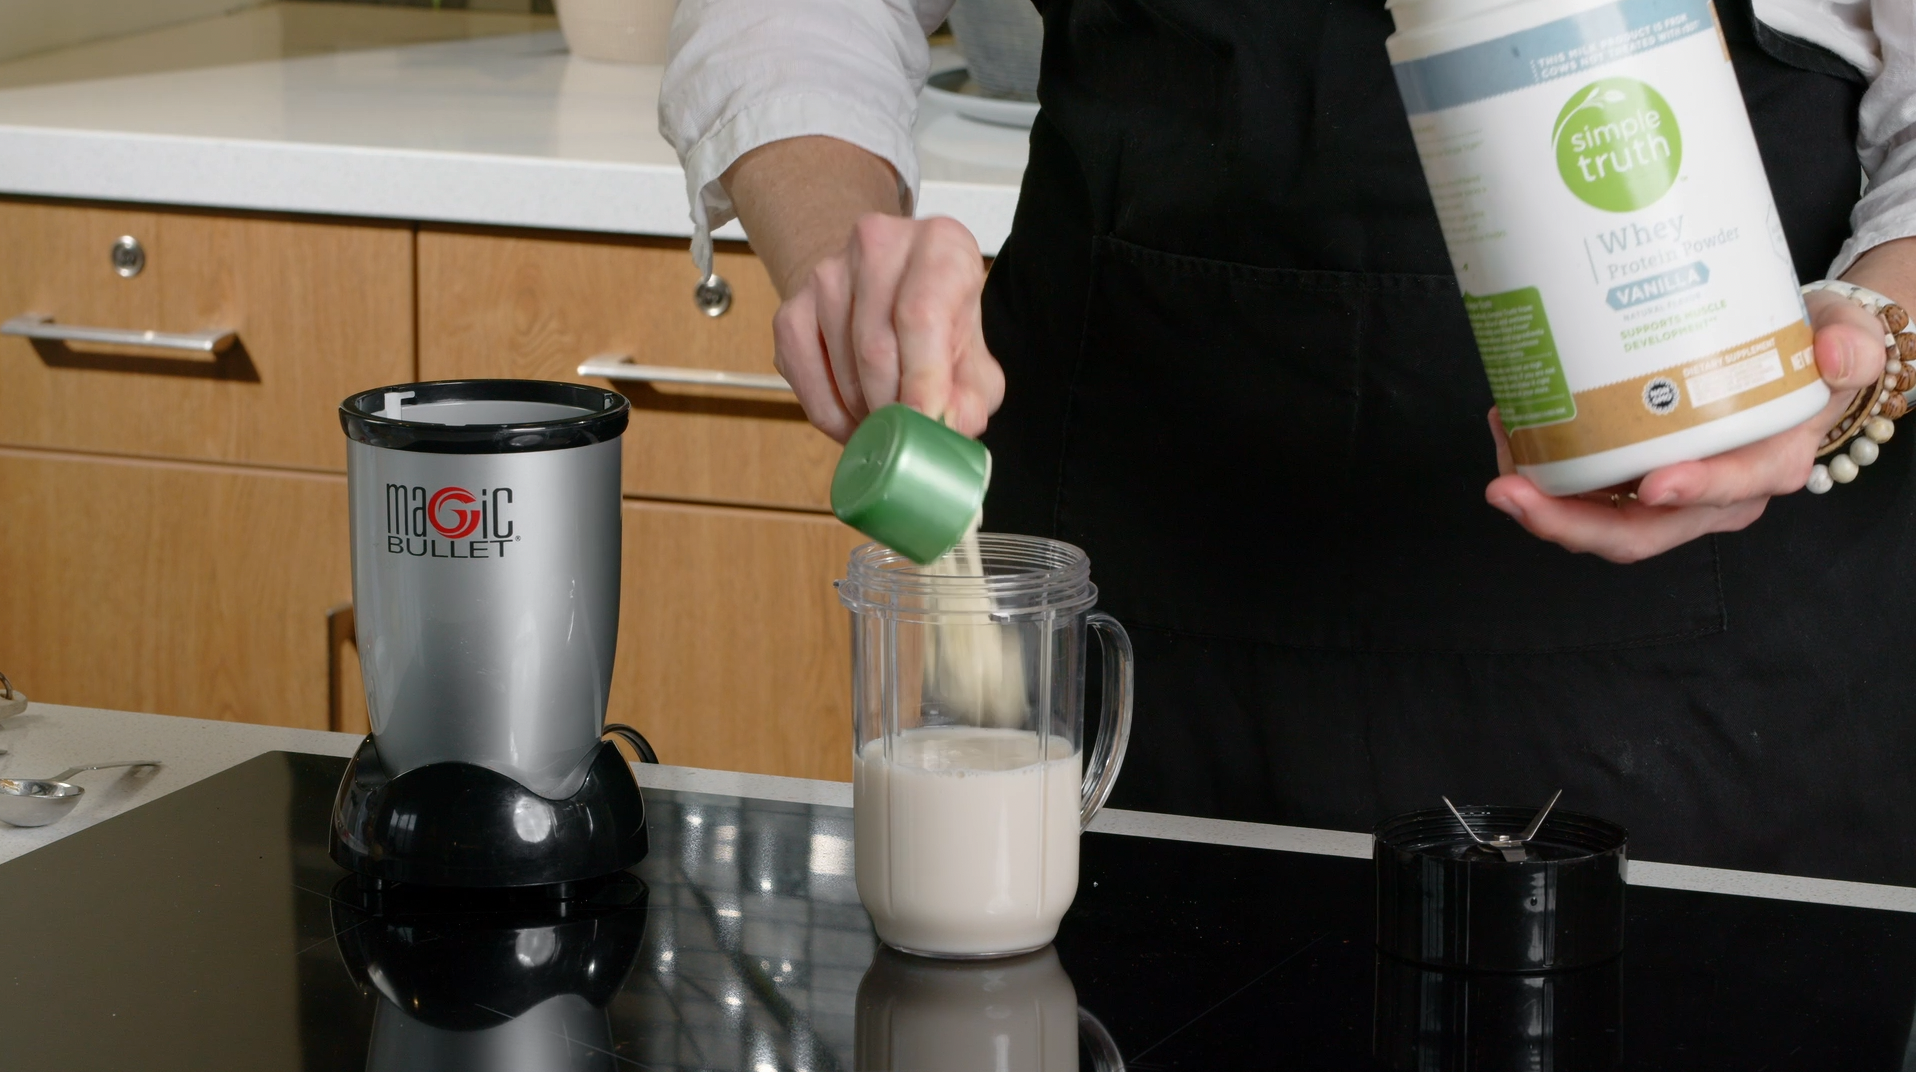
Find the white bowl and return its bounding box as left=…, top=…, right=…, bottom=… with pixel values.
left=925, top=68, right=1040, bottom=130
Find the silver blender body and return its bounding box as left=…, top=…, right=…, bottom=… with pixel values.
left=348, top=434, right=620, bottom=798
left=366, top=993, right=618, bottom=1072
left=332, top=380, right=646, bottom=889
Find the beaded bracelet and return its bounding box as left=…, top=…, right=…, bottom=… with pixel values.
left=1804, top=279, right=1916, bottom=494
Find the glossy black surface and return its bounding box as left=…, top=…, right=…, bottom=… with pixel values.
left=330, top=736, right=649, bottom=887
left=1374, top=956, right=1622, bottom=1071
left=331, top=872, right=650, bottom=1026
left=4, top=751, right=1916, bottom=1069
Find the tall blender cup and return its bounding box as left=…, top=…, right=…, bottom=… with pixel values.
left=330, top=380, right=647, bottom=889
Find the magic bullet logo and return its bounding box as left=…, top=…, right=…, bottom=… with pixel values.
left=427, top=487, right=482, bottom=538
left=386, top=484, right=517, bottom=558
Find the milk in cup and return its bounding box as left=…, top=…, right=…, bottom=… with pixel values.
left=854, top=727, right=1081, bottom=956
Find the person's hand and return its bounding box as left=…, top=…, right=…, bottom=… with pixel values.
left=1484, top=292, right=1889, bottom=563
left=772, top=213, right=1005, bottom=443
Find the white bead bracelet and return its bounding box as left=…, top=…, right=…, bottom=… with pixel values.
left=1803, top=279, right=1915, bottom=495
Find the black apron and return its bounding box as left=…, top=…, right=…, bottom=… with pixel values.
left=979, top=0, right=1914, bottom=884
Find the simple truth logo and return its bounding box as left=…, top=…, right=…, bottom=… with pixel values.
left=1553, top=77, right=1683, bottom=213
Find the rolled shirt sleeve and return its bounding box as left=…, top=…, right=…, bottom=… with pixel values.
left=1831, top=0, right=1916, bottom=277
left=659, top=0, right=954, bottom=275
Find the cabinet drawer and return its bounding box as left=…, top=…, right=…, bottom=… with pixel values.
left=418, top=227, right=838, bottom=512
left=0, top=200, right=413, bottom=471
left=611, top=499, right=862, bottom=780
left=0, top=449, right=350, bottom=729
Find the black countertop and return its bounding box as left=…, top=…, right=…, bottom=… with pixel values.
left=2, top=751, right=1914, bottom=1069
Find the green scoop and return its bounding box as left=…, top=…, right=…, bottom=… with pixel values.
left=830, top=403, right=990, bottom=565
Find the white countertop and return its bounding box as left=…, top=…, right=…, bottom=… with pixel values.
left=0, top=30, right=1025, bottom=253
left=7, top=701, right=1911, bottom=916
left=0, top=703, right=362, bottom=864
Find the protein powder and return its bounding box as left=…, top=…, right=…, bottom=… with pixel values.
left=1388, top=0, right=1826, bottom=494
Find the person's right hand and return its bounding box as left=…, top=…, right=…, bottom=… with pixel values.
left=773, top=213, right=1005, bottom=443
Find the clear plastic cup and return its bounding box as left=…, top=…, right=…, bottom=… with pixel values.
left=838, top=534, right=1134, bottom=957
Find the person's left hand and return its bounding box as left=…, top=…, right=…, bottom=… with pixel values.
left=1484, top=291, right=1889, bottom=563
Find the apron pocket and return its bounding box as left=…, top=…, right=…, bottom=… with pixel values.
left=1054, top=235, right=1726, bottom=654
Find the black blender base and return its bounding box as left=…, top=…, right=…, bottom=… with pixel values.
left=329, top=869, right=650, bottom=1029
left=330, top=736, right=648, bottom=889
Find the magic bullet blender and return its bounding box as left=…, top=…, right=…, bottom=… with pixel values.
left=330, top=380, right=648, bottom=888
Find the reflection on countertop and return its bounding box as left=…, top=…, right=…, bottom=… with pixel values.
left=612, top=789, right=876, bottom=1068
left=4, top=750, right=1916, bottom=1069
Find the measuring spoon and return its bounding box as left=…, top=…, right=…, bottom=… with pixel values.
left=0, top=761, right=162, bottom=828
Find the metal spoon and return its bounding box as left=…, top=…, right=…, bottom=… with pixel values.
left=0, top=761, right=162, bottom=828
left=1442, top=789, right=1563, bottom=863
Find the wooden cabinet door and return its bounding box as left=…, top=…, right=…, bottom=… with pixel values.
left=0, top=199, right=413, bottom=471
left=0, top=449, right=350, bottom=729
left=418, top=228, right=839, bottom=512
left=613, top=499, right=863, bottom=781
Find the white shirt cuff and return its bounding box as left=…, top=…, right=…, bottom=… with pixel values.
left=1833, top=140, right=1916, bottom=278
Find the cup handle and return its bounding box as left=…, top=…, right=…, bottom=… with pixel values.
left=1079, top=1006, right=1127, bottom=1071
left=1079, top=611, right=1134, bottom=829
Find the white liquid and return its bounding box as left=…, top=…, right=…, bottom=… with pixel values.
left=855, top=727, right=1081, bottom=957
left=855, top=946, right=1078, bottom=1072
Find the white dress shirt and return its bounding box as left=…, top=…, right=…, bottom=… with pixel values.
left=661, top=0, right=1914, bottom=280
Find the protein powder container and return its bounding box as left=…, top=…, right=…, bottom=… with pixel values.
left=1388, top=0, right=1826, bottom=495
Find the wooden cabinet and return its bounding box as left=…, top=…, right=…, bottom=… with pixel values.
left=617, top=500, right=862, bottom=781
left=0, top=198, right=407, bottom=731
left=0, top=201, right=858, bottom=778
left=418, top=226, right=840, bottom=511
left=0, top=448, right=351, bottom=730
left=0, top=200, right=413, bottom=471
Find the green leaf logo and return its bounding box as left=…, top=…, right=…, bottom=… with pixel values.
left=1553, top=78, right=1682, bottom=212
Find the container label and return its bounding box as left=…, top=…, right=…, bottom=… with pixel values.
left=1506, top=321, right=1814, bottom=464
left=1552, top=77, right=1682, bottom=212
left=1394, top=0, right=1715, bottom=116
left=1465, top=288, right=1575, bottom=430
left=1395, top=0, right=1816, bottom=465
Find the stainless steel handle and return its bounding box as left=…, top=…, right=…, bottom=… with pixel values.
left=577, top=354, right=794, bottom=393
left=694, top=272, right=733, bottom=317
left=2, top=313, right=236, bottom=354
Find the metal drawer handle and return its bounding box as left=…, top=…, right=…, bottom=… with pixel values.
left=2, top=313, right=236, bottom=354
left=577, top=354, right=794, bottom=393
left=694, top=272, right=732, bottom=317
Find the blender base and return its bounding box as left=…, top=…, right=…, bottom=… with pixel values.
left=329, top=735, right=648, bottom=889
